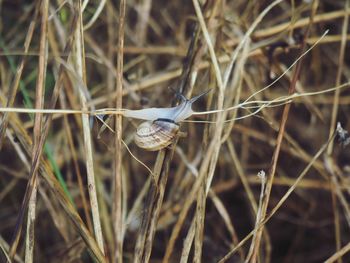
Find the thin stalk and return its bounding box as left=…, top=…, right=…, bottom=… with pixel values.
left=25, top=0, right=49, bottom=262
left=9, top=8, right=79, bottom=260
left=327, top=0, right=350, bottom=258
left=113, top=0, right=126, bottom=261
left=73, top=0, right=105, bottom=254
left=191, top=0, right=225, bottom=261
left=134, top=150, right=167, bottom=263
left=59, top=91, right=93, bottom=232
left=247, top=2, right=317, bottom=261
left=0, top=1, right=39, bottom=150
left=327, top=0, right=349, bottom=154
left=325, top=242, right=350, bottom=263
left=245, top=172, right=267, bottom=263
left=218, top=131, right=337, bottom=262
left=8, top=114, right=106, bottom=262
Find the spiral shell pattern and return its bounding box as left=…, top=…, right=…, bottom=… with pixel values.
left=134, top=120, right=179, bottom=151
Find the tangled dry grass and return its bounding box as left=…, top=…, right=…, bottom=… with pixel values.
left=0, top=0, right=350, bottom=262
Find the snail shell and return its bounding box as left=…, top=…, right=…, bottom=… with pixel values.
left=134, top=119, right=179, bottom=151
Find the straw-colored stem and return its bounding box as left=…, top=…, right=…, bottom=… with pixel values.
left=245, top=172, right=267, bottom=263
left=326, top=0, right=349, bottom=154
left=25, top=0, right=49, bottom=262
left=247, top=2, right=317, bottom=261
left=0, top=1, right=38, bottom=150
left=8, top=113, right=106, bottom=262
left=113, top=0, right=126, bottom=261
left=9, top=1, right=80, bottom=260
left=74, top=0, right=105, bottom=254
left=191, top=0, right=225, bottom=261
left=218, top=131, right=337, bottom=262
left=323, top=26, right=349, bottom=262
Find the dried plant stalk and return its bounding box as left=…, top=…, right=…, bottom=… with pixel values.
left=113, top=0, right=126, bottom=261
left=25, top=0, right=49, bottom=262
left=73, top=0, right=105, bottom=254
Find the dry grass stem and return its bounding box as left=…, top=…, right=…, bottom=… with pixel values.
left=25, top=1, right=49, bottom=262
left=0, top=1, right=39, bottom=150
left=246, top=2, right=318, bottom=261
left=113, top=0, right=126, bottom=261
left=219, top=131, right=337, bottom=262
left=73, top=0, right=105, bottom=254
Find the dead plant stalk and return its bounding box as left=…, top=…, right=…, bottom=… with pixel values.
left=74, top=0, right=105, bottom=254
left=114, top=0, right=126, bottom=261
left=25, top=0, right=49, bottom=262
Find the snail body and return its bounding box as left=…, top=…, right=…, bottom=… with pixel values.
left=124, top=97, right=193, bottom=123
left=124, top=90, right=210, bottom=151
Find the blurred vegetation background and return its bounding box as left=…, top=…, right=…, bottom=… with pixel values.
left=0, top=0, right=350, bottom=262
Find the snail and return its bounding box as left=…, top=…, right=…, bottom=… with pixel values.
left=123, top=90, right=210, bottom=151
